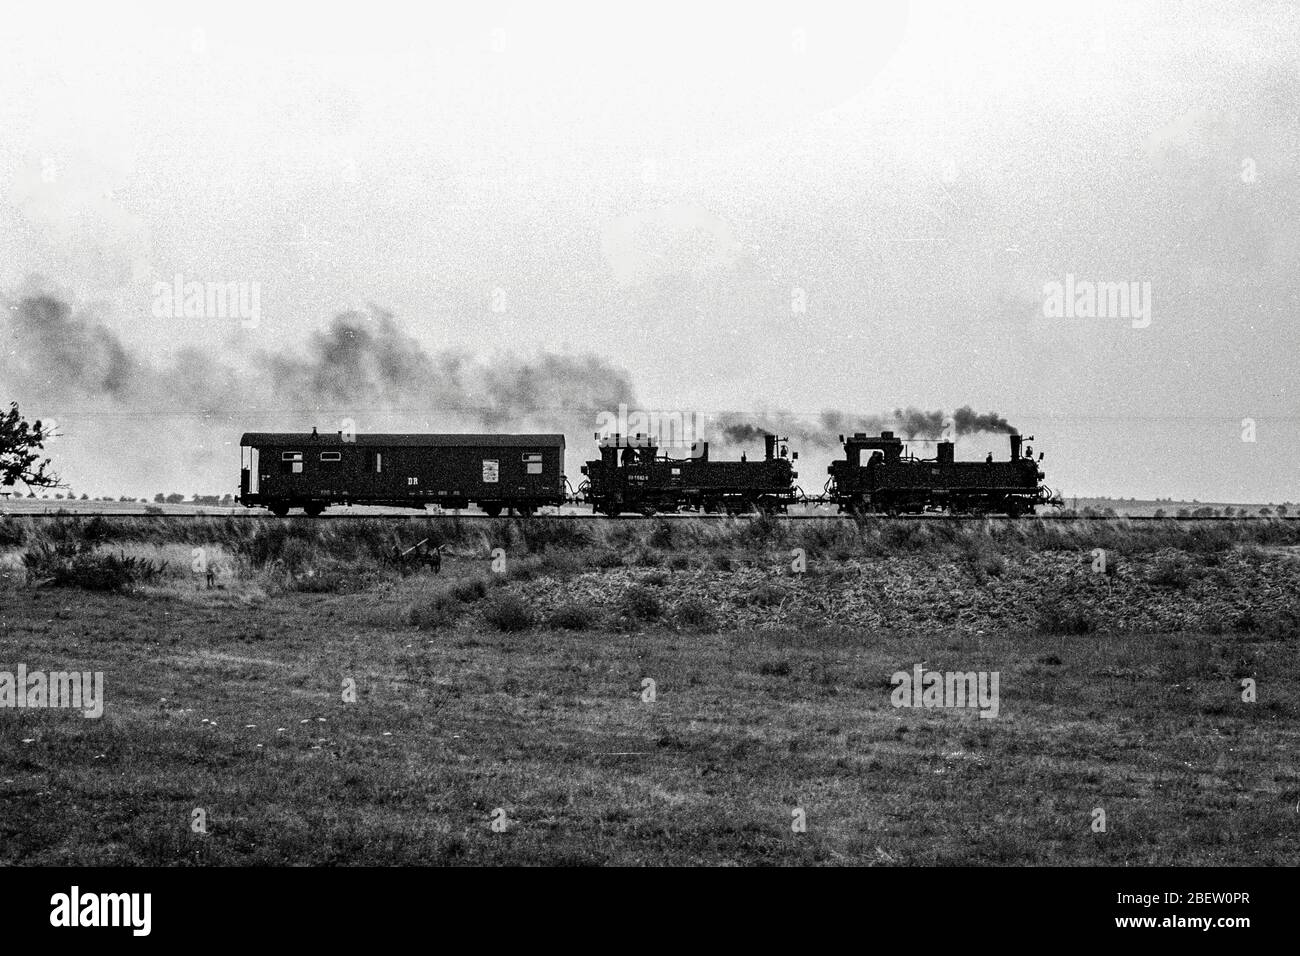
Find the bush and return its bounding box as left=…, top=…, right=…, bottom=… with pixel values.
left=1235, top=605, right=1300, bottom=640
left=0, top=517, right=25, bottom=547
left=621, top=585, right=663, bottom=622
left=633, top=546, right=663, bottom=567
left=758, top=659, right=792, bottom=677
left=23, top=542, right=167, bottom=591
left=746, top=581, right=788, bottom=607
left=1147, top=554, right=1196, bottom=589
left=409, top=593, right=464, bottom=630
left=1037, top=603, right=1097, bottom=635
left=244, top=523, right=320, bottom=569
left=672, top=597, right=717, bottom=632
left=289, top=570, right=349, bottom=593
left=547, top=602, right=600, bottom=631
left=481, top=592, right=537, bottom=632
left=513, top=517, right=594, bottom=553
left=450, top=577, right=492, bottom=603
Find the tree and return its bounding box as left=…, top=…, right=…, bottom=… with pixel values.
left=0, top=402, right=58, bottom=490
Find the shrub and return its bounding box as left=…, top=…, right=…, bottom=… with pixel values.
left=758, top=659, right=792, bottom=677
left=1237, top=605, right=1300, bottom=640
left=1146, top=554, right=1195, bottom=589
left=592, top=550, right=625, bottom=569
left=290, top=570, right=349, bottom=593
left=450, top=577, right=491, bottom=603
left=621, top=585, right=663, bottom=622
left=81, top=515, right=111, bottom=543
left=514, top=517, right=594, bottom=553
left=672, top=597, right=717, bottom=632
left=244, top=523, right=320, bottom=568
left=668, top=553, right=692, bottom=571
left=0, top=517, right=25, bottom=547
left=481, top=592, right=537, bottom=632
left=409, top=594, right=464, bottom=630
left=746, top=581, right=788, bottom=607
left=23, top=542, right=167, bottom=591
left=633, top=546, right=663, bottom=567
left=1037, top=603, right=1097, bottom=635
left=711, top=553, right=734, bottom=572
left=547, top=602, right=599, bottom=631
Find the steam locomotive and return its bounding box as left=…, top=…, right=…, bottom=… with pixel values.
left=238, top=425, right=1053, bottom=517
left=825, top=431, right=1052, bottom=516
left=578, top=432, right=798, bottom=516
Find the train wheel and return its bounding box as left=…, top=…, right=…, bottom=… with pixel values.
left=304, top=502, right=326, bottom=517
left=268, top=501, right=290, bottom=517
left=482, top=503, right=503, bottom=517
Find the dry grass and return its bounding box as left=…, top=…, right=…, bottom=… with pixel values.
left=0, top=515, right=1297, bottom=865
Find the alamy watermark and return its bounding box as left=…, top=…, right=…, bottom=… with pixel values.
left=595, top=403, right=707, bottom=457
left=890, top=664, right=999, bottom=718
left=0, top=665, right=104, bottom=718
left=152, top=273, right=260, bottom=328
left=1042, top=273, right=1151, bottom=328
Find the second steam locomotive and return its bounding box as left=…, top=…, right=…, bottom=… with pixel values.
left=239, top=425, right=1054, bottom=517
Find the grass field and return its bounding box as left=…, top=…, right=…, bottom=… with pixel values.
left=1, top=515, right=1298, bottom=865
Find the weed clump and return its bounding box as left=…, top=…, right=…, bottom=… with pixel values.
left=1146, top=554, right=1197, bottom=589
left=547, top=602, right=600, bottom=631
left=621, top=585, right=663, bottom=622
left=1037, top=603, right=1097, bottom=635
left=672, top=597, right=717, bottom=632
left=23, top=542, right=167, bottom=591
left=481, top=592, right=537, bottom=632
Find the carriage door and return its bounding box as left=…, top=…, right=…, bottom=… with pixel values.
left=248, top=448, right=260, bottom=494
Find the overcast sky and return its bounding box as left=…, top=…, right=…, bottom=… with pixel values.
left=2, top=1, right=1297, bottom=501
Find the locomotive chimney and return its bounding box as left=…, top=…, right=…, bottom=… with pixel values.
left=764, top=434, right=776, bottom=461
left=938, top=442, right=954, bottom=465
left=1010, top=433, right=1022, bottom=461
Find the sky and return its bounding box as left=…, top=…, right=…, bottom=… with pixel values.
left=1, top=0, right=1298, bottom=501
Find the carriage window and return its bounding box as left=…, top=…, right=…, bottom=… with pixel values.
left=523, top=453, right=543, bottom=475
left=375, top=452, right=382, bottom=473
left=320, top=452, right=341, bottom=462
left=281, top=451, right=303, bottom=474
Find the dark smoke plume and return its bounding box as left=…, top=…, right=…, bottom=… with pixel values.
left=715, top=404, right=1016, bottom=450
left=1, top=289, right=637, bottom=492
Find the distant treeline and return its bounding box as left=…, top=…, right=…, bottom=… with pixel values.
left=0, top=491, right=235, bottom=504
left=1069, top=505, right=1289, bottom=518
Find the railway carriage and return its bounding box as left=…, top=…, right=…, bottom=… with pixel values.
left=238, top=430, right=565, bottom=516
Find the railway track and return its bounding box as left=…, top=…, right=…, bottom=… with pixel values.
left=3, top=511, right=1297, bottom=522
